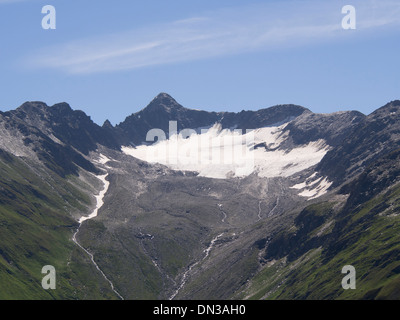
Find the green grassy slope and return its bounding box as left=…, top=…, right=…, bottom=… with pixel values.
left=0, top=150, right=118, bottom=299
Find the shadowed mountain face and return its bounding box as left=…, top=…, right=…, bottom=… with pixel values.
left=0, top=101, right=123, bottom=177
left=114, top=93, right=311, bottom=146
left=281, top=110, right=365, bottom=148
left=1, top=93, right=400, bottom=300
left=7, top=101, right=120, bottom=154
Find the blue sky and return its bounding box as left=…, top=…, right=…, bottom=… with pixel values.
left=0, top=0, right=399, bottom=125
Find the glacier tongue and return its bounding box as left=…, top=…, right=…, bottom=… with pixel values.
left=122, top=123, right=330, bottom=180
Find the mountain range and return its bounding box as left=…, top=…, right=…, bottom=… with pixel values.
left=1, top=93, right=400, bottom=299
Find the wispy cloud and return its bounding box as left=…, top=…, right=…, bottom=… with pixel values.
left=25, top=0, right=400, bottom=74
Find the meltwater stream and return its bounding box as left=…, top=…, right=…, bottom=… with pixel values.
left=72, top=173, right=124, bottom=300
left=169, top=232, right=224, bottom=300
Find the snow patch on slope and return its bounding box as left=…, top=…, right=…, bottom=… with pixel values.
left=96, top=154, right=111, bottom=165
left=78, top=174, right=110, bottom=223
left=291, top=173, right=332, bottom=200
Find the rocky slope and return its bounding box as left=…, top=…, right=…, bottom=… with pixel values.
left=240, top=147, right=400, bottom=300
left=317, top=100, right=400, bottom=187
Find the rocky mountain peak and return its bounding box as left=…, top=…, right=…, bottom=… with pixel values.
left=102, top=119, right=114, bottom=129
left=143, top=92, right=183, bottom=113
left=14, top=101, right=49, bottom=117
left=153, top=92, right=178, bottom=103
left=369, top=100, right=400, bottom=119
left=51, top=102, right=73, bottom=114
